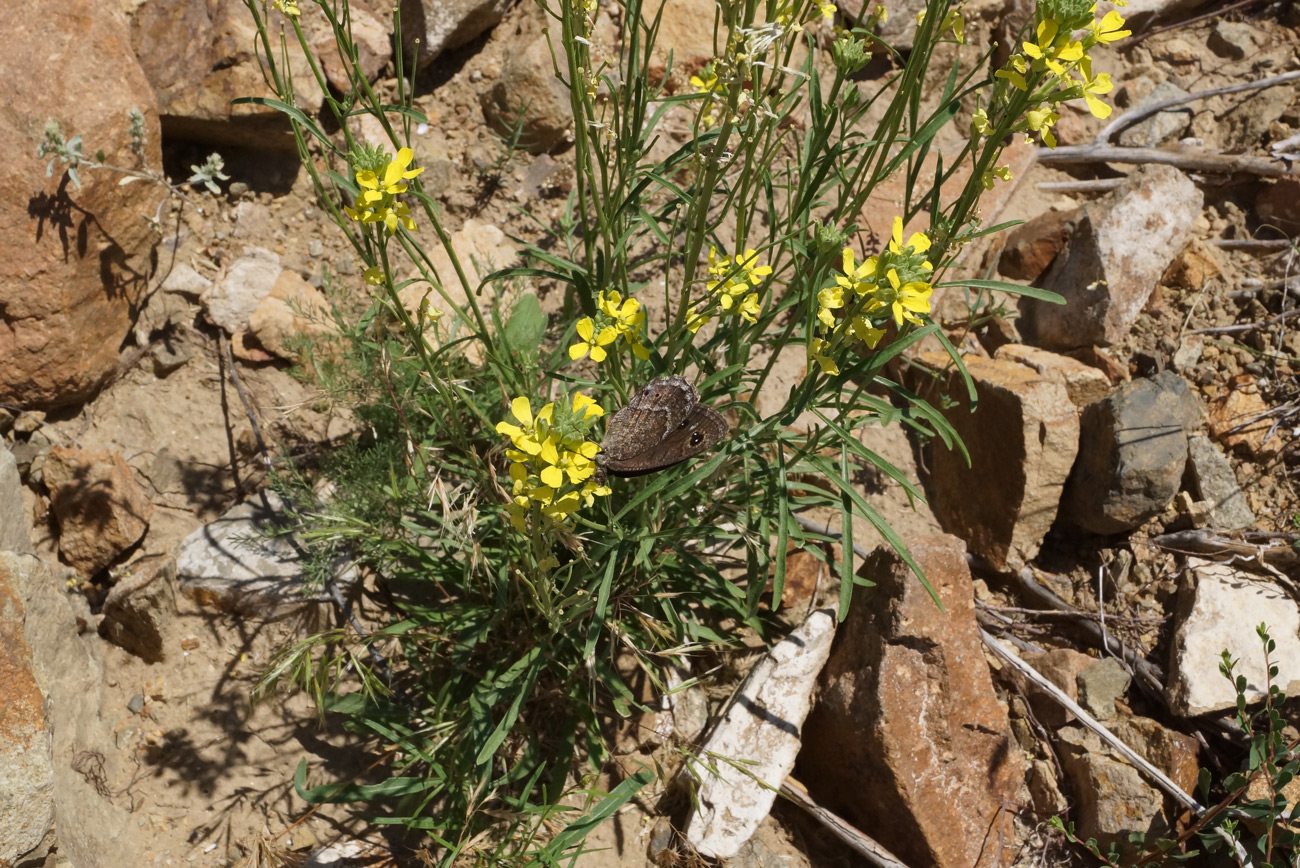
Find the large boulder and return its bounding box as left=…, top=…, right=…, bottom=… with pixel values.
left=928, top=355, right=1080, bottom=571
left=1, top=0, right=164, bottom=407
left=129, top=0, right=324, bottom=148
left=1019, top=165, right=1203, bottom=350
left=800, top=536, right=1026, bottom=868
left=1061, top=372, right=1200, bottom=534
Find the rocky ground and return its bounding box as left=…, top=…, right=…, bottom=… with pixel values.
left=3, top=0, right=1300, bottom=866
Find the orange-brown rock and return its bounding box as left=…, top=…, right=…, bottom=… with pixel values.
left=928, top=355, right=1080, bottom=571
left=245, top=270, right=333, bottom=362
left=997, top=208, right=1079, bottom=282
left=0, top=564, right=54, bottom=866
left=1209, top=388, right=1277, bottom=457
left=994, top=343, right=1112, bottom=408
left=800, top=535, right=1027, bottom=868
left=2, top=0, right=164, bottom=407
left=44, top=447, right=153, bottom=575
left=129, top=0, right=324, bottom=148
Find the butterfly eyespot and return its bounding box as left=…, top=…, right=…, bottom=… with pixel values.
left=690, top=432, right=704, bottom=446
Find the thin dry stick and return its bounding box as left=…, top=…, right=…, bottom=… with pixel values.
left=1035, top=178, right=1123, bottom=193
left=980, top=629, right=1206, bottom=815
left=1036, top=144, right=1296, bottom=177
left=780, top=778, right=913, bottom=868
left=1215, top=239, right=1295, bottom=251
left=1191, top=306, right=1300, bottom=334
left=1095, top=70, right=1300, bottom=145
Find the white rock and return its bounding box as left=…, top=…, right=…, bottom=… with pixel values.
left=684, top=607, right=836, bottom=858
left=1167, top=558, right=1300, bottom=716
left=201, top=247, right=282, bottom=334
left=176, top=491, right=354, bottom=618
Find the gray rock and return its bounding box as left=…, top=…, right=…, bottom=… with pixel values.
left=480, top=33, right=573, bottom=154
left=176, top=490, right=353, bottom=618
left=1186, top=435, right=1255, bottom=530
left=1117, top=81, right=1192, bottom=148
left=1167, top=558, right=1300, bottom=716
left=1056, top=717, right=1198, bottom=852
left=0, top=558, right=55, bottom=866
left=1020, top=165, right=1204, bottom=350
left=400, top=0, right=513, bottom=69
left=4, top=552, right=144, bottom=867
left=101, top=555, right=177, bottom=663
left=1062, top=372, right=1199, bottom=534
left=0, top=443, right=32, bottom=553
left=1208, top=20, right=1256, bottom=59
left=1077, top=657, right=1131, bottom=722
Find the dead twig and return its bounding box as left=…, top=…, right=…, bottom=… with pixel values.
left=1095, top=70, right=1300, bottom=146
left=1149, top=529, right=1300, bottom=572
left=780, top=778, right=914, bottom=868
left=979, top=601, right=1166, bottom=625
left=1000, top=564, right=1168, bottom=696
left=1190, top=306, right=1300, bottom=334
left=1215, top=239, right=1296, bottom=252
left=1036, top=144, right=1296, bottom=178
left=1035, top=178, right=1123, bottom=193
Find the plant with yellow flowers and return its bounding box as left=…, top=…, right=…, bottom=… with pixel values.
left=229, top=0, right=1129, bottom=859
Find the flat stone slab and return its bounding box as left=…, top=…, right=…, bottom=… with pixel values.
left=176, top=491, right=352, bottom=618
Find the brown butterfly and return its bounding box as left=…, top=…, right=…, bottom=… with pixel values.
left=597, top=376, right=729, bottom=477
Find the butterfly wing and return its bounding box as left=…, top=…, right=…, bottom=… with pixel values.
left=599, top=376, right=698, bottom=465
left=602, top=404, right=730, bottom=476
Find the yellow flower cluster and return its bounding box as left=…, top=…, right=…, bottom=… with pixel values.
left=273, top=0, right=301, bottom=16
left=687, top=247, right=772, bottom=333
left=808, top=217, right=934, bottom=375
left=985, top=1, right=1130, bottom=148
left=496, top=394, right=610, bottom=532
left=569, top=290, right=651, bottom=363
left=343, top=147, right=424, bottom=236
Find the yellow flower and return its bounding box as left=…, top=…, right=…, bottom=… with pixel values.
left=570, top=291, right=651, bottom=362
left=1078, top=56, right=1114, bottom=119
left=817, top=285, right=845, bottom=329
left=971, top=108, right=993, bottom=137
left=495, top=396, right=553, bottom=456
left=579, top=479, right=611, bottom=507
left=1022, top=19, right=1083, bottom=76
left=273, top=0, right=300, bottom=16
left=569, top=317, right=619, bottom=362
left=1089, top=10, right=1130, bottom=45
left=995, top=54, right=1028, bottom=91
left=808, top=337, right=839, bottom=375
left=571, top=391, right=605, bottom=420
left=887, top=216, right=932, bottom=258
left=498, top=392, right=609, bottom=533
left=686, top=304, right=711, bottom=334
left=1026, top=107, right=1060, bottom=148
left=363, top=265, right=384, bottom=286
left=737, top=293, right=761, bottom=323
left=981, top=165, right=1013, bottom=190
left=848, top=317, right=885, bottom=348
left=819, top=1, right=837, bottom=17
left=835, top=247, right=878, bottom=296
left=690, top=69, right=720, bottom=93
left=343, top=147, right=424, bottom=236
left=881, top=268, right=932, bottom=326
